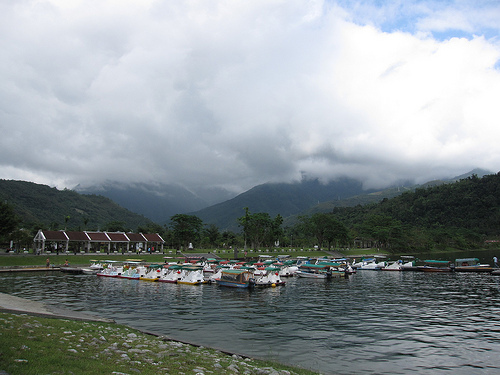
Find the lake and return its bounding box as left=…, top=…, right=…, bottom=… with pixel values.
left=2, top=252, right=500, bottom=374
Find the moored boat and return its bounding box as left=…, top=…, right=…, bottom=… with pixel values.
left=118, top=261, right=145, bottom=279
left=216, top=269, right=255, bottom=288
left=454, top=258, right=493, bottom=273
left=417, top=260, right=453, bottom=272
left=96, top=260, right=123, bottom=277
left=139, top=264, right=163, bottom=281
left=177, top=265, right=205, bottom=285
left=381, top=261, right=402, bottom=271
left=158, top=264, right=183, bottom=283
left=295, top=264, right=339, bottom=279
left=255, top=267, right=285, bottom=287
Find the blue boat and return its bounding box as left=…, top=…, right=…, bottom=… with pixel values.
left=215, top=269, right=255, bottom=288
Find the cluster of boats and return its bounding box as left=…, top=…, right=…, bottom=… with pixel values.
left=352, top=256, right=498, bottom=273
left=76, top=255, right=499, bottom=289
left=86, top=255, right=356, bottom=288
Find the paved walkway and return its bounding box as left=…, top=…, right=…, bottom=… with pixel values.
left=0, top=292, right=113, bottom=323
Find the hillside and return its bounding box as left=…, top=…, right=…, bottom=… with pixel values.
left=280, top=168, right=493, bottom=228
left=74, top=181, right=234, bottom=224
left=371, top=172, right=500, bottom=235
left=0, top=180, right=154, bottom=231
left=192, top=178, right=376, bottom=231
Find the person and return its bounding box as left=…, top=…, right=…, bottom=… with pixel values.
left=64, top=259, right=69, bottom=266
left=46, top=258, right=50, bottom=268
left=494, top=256, right=498, bottom=268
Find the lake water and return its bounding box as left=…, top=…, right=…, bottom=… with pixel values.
left=2, top=255, right=500, bottom=374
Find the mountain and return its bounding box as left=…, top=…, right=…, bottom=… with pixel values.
left=74, top=181, right=235, bottom=224
left=191, top=177, right=377, bottom=231
left=0, top=180, right=154, bottom=231
left=281, top=168, right=495, bottom=227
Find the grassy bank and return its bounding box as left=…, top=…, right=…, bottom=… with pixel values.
left=0, top=312, right=320, bottom=375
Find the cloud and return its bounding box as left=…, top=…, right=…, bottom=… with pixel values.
left=1, top=0, right=500, bottom=193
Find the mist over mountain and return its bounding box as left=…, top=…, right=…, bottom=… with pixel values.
left=72, top=169, right=493, bottom=230
left=191, top=177, right=378, bottom=231
left=74, top=181, right=235, bottom=224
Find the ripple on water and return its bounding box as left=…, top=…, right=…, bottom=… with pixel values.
left=2, top=270, right=500, bottom=374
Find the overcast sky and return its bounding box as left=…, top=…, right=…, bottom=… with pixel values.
left=1, top=0, right=500, bottom=194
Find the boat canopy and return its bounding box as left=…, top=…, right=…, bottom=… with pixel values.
left=424, top=260, right=451, bottom=264
left=300, top=264, right=331, bottom=269
left=455, top=258, right=479, bottom=263
left=455, top=258, right=480, bottom=266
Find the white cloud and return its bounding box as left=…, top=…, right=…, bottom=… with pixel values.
left=1, top=0, right=500, bottom=193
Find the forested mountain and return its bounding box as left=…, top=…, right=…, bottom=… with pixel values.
left=338, top=172, right=500, bottom=235
left=0, top=180, right=154, bottom=232
left=74, top=181, right=234, bottom=223
left=192, top=177, right=375, bottom=231
left=326, top=172, right=500, bottom=251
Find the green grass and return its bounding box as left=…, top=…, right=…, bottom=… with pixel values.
left=0, top=312, right=321, bottom=375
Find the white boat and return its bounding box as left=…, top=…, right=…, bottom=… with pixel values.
left=206, top=266, right=231, bottom=283
left=381, top=261, right=402, bottom=271
left=96, top=260, right=123, bottom=277
left=278, top=260, right=298, bottom=277
left=159, top=265, right=183, bottom=283
left=177, top=265, right=205, bottom=285
left=357, top=258, right=386, bottom=270
left=118, top=261, right=145, bottom=279
left=295, top=264, right=337, bottom=279
left=140, top=264, right=163, bottom=281
left=255, top=267, right=285, bottom=287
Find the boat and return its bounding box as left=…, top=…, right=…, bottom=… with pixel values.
left=358, top=259, right=386, bottom=270
left=417, top=260, right=453, bottom=272
left=254, top=267, right=285, bottom=287
left=139, top=264, right=163, bottom=281
left=216, top=269, right=255, bottom=288
left=278, top=260, right=298, bottom=277
left=158, top=264, right=184, bottom=283
left=295, top=264, right=338, bottom=279
left=454, top=258, right=493, bottom=273
left=80, top=259, right=106, bottom=274
left=177, top=265, right=206, bottom=285
left=381, top=261, right=402, bottom=271
left=400, top=257, right=418, bottom=271
left=96, top=260, right=123, bottom=277
left=118, top=261, right=145, bottom=279
left=206, top=265, right=230, bottom=283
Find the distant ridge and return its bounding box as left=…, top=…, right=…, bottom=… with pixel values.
left=192, top=178, right=376, bottom=231
left=0, top=179, right=153, bottom=231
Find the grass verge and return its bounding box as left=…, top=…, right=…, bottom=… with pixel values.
left=0, top=312, right=320, bottom=375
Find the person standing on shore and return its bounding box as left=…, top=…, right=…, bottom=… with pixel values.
left=494, top=256, right=498, bottom=268
left=46, top=258, right=50, bottom=268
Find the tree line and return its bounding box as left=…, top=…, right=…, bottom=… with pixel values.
left=3, top=173, right=500, bottom=253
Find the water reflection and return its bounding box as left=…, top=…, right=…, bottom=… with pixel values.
left=2, top=271, right=500, bottom=374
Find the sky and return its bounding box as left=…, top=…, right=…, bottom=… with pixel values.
left=1, top=0, right=500, bottom=194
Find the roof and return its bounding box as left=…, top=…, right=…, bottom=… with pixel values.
left=34, top=230, right=165, bottom=243
left=126, top=233, right=146, bottom=241
left=107, top=232, right=129, bottom=242
left=39, top=230, right=68, bottom=241
left=143, top=233, right=164, bottom=242
left=86, top=232, right=110, bottom=241
left=66, top=231, right=90, bottom=241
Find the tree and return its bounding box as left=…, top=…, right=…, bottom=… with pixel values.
left=237, top=210, right=283, bottom=250
left=299, top=213, right=347, bottom=250
left=204, top=224, right=220, bottom=248
left=0, top=201, right=19, bottom=240
left=104, top=221, right=128, bottom=232
left=169, top=214, right=203, bottom=250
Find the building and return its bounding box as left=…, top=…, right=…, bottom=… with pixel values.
left=33, top=230, right=164, bottom=254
